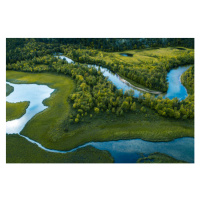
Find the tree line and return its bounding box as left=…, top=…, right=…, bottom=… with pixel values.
left=36, top=38, right=194, bottom=51
left=181, top=65, right=194, bottom=94
left=6, top=38, right=194, bottom=65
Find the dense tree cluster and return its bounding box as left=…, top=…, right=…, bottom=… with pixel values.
left=181, top=65, right=194, bottom=94
left=139, top=93, right=194, bottom=119
left=37, top=38, right=194, bottom=51
left=6, top=38, right=62, bottom=64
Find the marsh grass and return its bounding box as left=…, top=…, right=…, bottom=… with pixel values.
left=6, top=101, right=30, bottom=122
left=6, top=134, right=114, bottom=163
left=76, top=47, right=194, bottom=68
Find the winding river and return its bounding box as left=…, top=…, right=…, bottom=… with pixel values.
left=59, top=55, right=191, bottom=99
left=6, top=55, right=194, bottom=163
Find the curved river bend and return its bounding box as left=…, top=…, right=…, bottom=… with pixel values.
left=58, top=55, right=191, bottom=100
left=6, top=55, right=194, bottom=163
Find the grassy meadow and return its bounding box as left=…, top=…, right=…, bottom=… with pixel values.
left=67, top=47, right=194, bottom=70
left=6, top=101, right=30, bottom=122
left=109, top=47, right=194, bottom=66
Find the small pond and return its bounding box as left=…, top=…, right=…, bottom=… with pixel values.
left=120, top=53, right=133, bottom=57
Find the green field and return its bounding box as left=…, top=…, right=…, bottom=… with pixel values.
left=6, top=134, right=114, bottom=163
left=6, top=101, right=30, bottom=122
left=68, top=47, right=193, bottom=66
left=6, top=71, right=194, bottom=153
left=109, top=47, right=193, bottom=66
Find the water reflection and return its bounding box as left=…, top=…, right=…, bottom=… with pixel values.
left=120, top=53, right=133, bottom=57
left=6, top=82, right=54, bottom=134
left=88, top=137, right=194, bottom=163
left=163, top=66, right=190, bottom=100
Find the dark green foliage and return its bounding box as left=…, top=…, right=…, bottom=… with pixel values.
left=6, top=38, right=62, bottom=64
left=181, top=65, right=194, bottom=94
left=140, top=93, right=194, bottom=119
left=35, top=38, right=195, bottom=51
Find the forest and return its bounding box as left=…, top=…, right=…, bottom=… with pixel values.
left=6, top=39, right=194, bottom=123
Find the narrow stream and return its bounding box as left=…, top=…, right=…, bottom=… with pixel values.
left=6, top=55, right=194, bottom=163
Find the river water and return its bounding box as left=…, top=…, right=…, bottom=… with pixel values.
left=6, top=55, right=194, bottom=163
left=163, top=66, right=191, bottom=100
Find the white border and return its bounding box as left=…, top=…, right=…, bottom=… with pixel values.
left=0, top=1, right=200, bottom=200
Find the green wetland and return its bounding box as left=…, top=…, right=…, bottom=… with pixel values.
left=6, top=38, right=194, bottom=163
